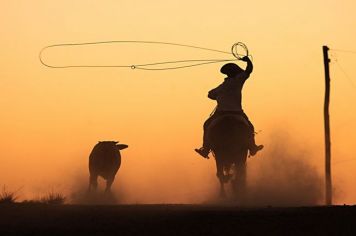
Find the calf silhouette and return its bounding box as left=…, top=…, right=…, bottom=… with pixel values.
left=88, top=141, right=128, bottom=192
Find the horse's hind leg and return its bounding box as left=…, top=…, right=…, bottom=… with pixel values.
left=215, top=160, right=226, bottom=198
left=219, top=178, right=226, bottom=198
left=233, top=153, right=247, bottom=203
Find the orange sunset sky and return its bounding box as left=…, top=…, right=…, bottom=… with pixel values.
left=1, top=0, right=356, bottom=204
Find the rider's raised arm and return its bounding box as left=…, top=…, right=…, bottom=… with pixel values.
left=242, top=56, right=253, bottom=75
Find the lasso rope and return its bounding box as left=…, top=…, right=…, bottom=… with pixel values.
left=39, top=41, right=250, bottom=70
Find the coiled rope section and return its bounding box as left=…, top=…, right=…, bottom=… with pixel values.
left=39, top=41, right=249, bottom=70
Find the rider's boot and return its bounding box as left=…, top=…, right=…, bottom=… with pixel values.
left=195, top=147, right=210, bottom=159
left=249, top=133, right=264, bottom=156
left=249, top=144, right=264, bottom=156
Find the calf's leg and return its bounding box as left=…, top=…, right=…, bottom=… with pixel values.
left=105, top=176, right=115, bottom=192
left=89, top=174, right=98, bottom=192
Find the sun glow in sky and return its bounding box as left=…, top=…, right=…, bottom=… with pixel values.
left=1, top=0, right=356, bottom=204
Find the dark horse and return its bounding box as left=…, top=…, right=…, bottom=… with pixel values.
left=208, top=114, right=250, bottom=200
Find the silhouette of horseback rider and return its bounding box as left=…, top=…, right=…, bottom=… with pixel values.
left=195, top=56, right=263, bottom=158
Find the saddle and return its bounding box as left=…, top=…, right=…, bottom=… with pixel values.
left=209, top=112, right=249, bottom=129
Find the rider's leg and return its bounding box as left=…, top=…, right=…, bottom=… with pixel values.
left=242, top=112, right=264, bottom=156
left=195, top=112, right=219, bottom=158
left=202, top=116, right=214, bottom=148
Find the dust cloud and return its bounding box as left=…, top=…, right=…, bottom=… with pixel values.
left=69, top=174, right=123, bottom=205
left=65, top=130, right=324, bottom=206
left=246, top=131, right=324, bottom=206
left=67, top=156, right=218, bottom=204
left=3, top=130, right=324, bottom=206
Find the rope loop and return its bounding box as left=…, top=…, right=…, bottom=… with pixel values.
left=39, top=41, right=251, bottom=70
left=231, top=42, right=249, bottom=60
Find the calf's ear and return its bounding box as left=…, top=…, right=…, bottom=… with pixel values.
left=117, top=144, right=128, bottom=150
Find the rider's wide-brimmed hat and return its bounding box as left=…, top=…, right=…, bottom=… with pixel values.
left=220, top=63, right=243, bottom=77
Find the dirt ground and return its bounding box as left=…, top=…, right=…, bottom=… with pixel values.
left=0, top=204, right=356, bottom=235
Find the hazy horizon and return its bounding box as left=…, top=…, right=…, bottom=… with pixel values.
left=1, top=0, right=356, bottom=205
